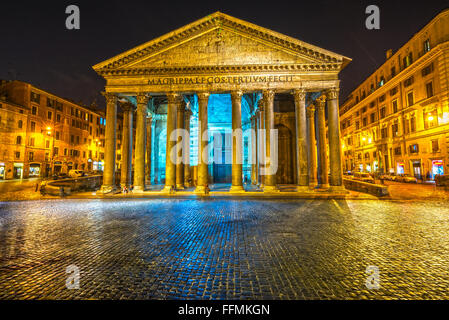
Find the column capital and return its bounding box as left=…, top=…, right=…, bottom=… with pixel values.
left=136, top=92, right=150, bottom=105
left=326, top=87, right=340, bottom=100
left=197, top=92, right=210, bottom=102
left=102, top=92, right=117, bottom=104
left=257, top=97, right=265, bottom=112
left=118, top=100, right=135, bottom=112
left=177, top=100, right=187, bottom=113
left=167, top=92, right=181, bottom=104
left=262, top=89, right=275, bottom=103
left=306, top=105, right=316, bottom=118
left=292, top=89, right=306, bottom=102
left=316, top=95, right=326, bottom=109
left=231, top=90, right=243, bottom=101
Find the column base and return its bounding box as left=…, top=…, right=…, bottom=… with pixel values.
left=162, top=185, right=176, bottom=194
left=133, top=186, right=145, bottom=193
left=229, top=185, right=245, bottom=193
left=100, top=185, right=117, bottom=194
left=317, top=184, right=330, bottom=191
left=263, top=185, right=280, bottom=193
left=184, top=182, right=192, bottom=188
left=296, top=186, right=311, bottom=193
left=329, top=185, right=349, bottom=194
left=194, top=185, right=210, bottom=195
left=176, top=184, right=185, bottom=190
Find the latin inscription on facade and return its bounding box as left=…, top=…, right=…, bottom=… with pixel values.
left=148, top=75, right=294, bottom=86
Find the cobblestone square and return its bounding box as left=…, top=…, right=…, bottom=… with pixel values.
left=0, top=199, right=448, bottom=300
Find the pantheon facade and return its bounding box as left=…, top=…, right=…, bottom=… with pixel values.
left=93, top=12, right=351, bottom=194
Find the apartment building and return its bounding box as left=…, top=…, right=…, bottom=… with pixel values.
left=339, top=9, right=449, bottom=180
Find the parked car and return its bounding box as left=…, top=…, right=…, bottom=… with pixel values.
left=52, top=173, right=68, bottom=180
left=353, top=172, right=375, bottom=184
left=380, top=173, right=397, bottom=181
left=68, top=170, right=85, bottom=178
left=396, top=174, right=418, bottom=183
left=435, top=174, right=449, bottom=187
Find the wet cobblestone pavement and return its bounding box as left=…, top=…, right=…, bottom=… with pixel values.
left=0, top=199, right=449, bottom=300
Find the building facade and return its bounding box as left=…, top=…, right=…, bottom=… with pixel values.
left=0, top=80, right=108, bottom=179
left=93, top=12, right=351, bottom=194
left=340, top=9, right=449, bottom=180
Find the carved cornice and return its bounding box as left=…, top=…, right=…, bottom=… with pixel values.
left=93, top=12, right=350, bottom=73
left=97, top=63, right=342, bottom=76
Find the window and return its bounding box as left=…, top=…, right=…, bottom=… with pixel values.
left=394, top=147, right=402, bottom=156
left=424, top=110, right=438, bottom=128
left=381, top=127, right=389, bottom=139
left=379, top=95, right=385, bottom=103
left=16, top=136, right=22, bottom=145
left=426, top=82, right=434, bottom=98
left=362, top=106, right=367, bottom=113
left=55, top=131, right=60, bottom=140
left=71, top=135, right=75, bottom=143
left=410, top=116, right=416, bottom=132
left=46, top=140, right=50, bottom=149
left=423, top=39, right=431, bottom=53
left=64, top=148, right=68, bottom=156
left=18, top=120, right=23, bottom=128
left=380, top=106, right=386, bottom=119
left=29, top=152, right=34, bottom=161
left=392, top=123, right=399, bottom=137
left=363, top=117, right=367, bottom=127
left=404, top=76, right=414, bottom=87
left=30, top=121, right=36, bottom=132
left=392, top=100, right=398, bottom=113
left=403, top=52, right=413, bottom=68
left=15, top=152, right=20, bottom=159
left=30, top=92, right=40, bottom=103
left=407, top=92, right=414, bottom=106
left=391, top=66, right=396, bottom=78
left=47, top=111, right=52, bottom=120
left=431, top=140, right=439, bottom=153
left=409, top=144, right=419, bottom=154
left=32, top=106, right=38, bottom=115
left=370, top=113, right=375, bottom=123
left=390, top=87, right=398, bottom=96
left=29, top=137, right=35, bottom=147
left=356, top=121, right=360, bottom=130
left=422, top=63, right=434, bottom=77
left=54, top=147, right=59, bottom=156
left=56, top=114, right=61, bottom=122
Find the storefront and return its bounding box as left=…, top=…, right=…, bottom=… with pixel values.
left=0, top=163, right=5, bottom=179
left=397, top=162, right=405, bottom=174
left=53, top=161, right=62, bottom=174
left=29, top=163, right=41, bottom=177
left=431, top=159, right=444, bottom=179
left=13, top=163, right=24, bottom=179
left=93, top=161, right=104, bottom=171
left=411, top=160, right=422, bottom=179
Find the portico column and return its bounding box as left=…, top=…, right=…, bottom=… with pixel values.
left=263, top=90, right=278, bottom=192
left=163, top=93, right=179, bottom=192
left=316, top=95, right=329, bottom=189
left=184, top=109, right=192, bottom=187
left=145, top=115, right=153, bottom=186
left=195, top=92, right=210, bottom=194
left=101, top=92, right=118, bottom=193
left=307, top=105, right=318, bottom=188
left=293, top=89, right=309, bottom=192
left=176, top=100, right=186, bottom=190
left=258, top=100, right=265, bottom=188
left=327, top=88, right=345, bottom=190
left=230, top=90, right=244, bottom=192
left=251, top=114, right=258, bottom=185
left=133, top=93, right=149, bottom=193
left=120, top=102, right=134, bottom=188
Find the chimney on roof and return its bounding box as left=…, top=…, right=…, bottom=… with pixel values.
left=386, top=49, right=393, bottom=60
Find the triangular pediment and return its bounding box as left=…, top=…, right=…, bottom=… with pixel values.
left=93, top=11, right=351, bottom=74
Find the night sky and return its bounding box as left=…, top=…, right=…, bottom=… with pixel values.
left=1, top=0, right=448, bottom=109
